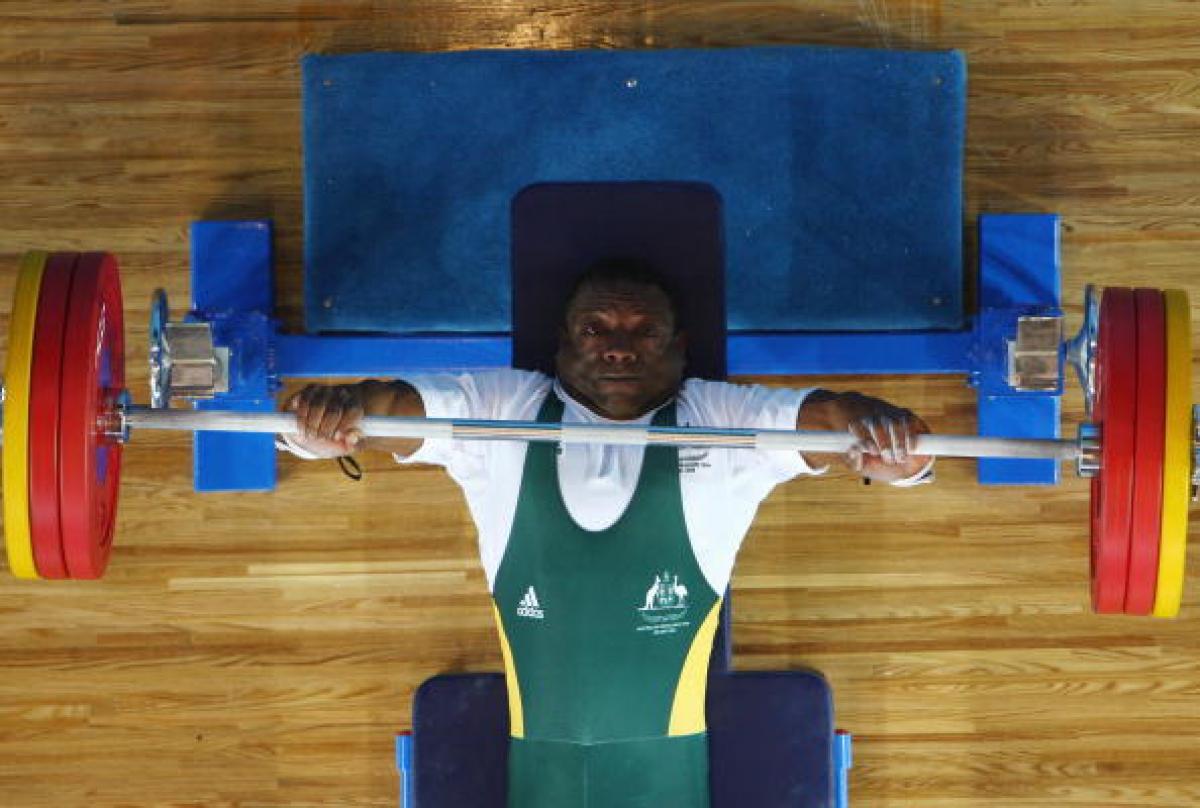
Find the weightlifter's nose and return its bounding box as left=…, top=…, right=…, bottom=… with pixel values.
left=602, top=331, right=637, bottom=365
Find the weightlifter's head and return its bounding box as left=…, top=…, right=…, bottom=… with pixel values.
left=556, top=258, right=687, bottom=421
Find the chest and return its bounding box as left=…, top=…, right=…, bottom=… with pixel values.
left=551, top=444, right=724, bottom=531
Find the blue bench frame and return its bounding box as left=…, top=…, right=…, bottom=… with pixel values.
left=187, top=212, right=1063, bottom=492
left=181, top=211, right=1062, bottom=807
left=396, top=671, right=854, bottom=808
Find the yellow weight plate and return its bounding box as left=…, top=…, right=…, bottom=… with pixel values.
left=1154, top=289, right=1192, bottom=617
left=4, top=251, right=48, bottom=580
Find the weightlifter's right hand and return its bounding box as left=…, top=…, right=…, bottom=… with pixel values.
left=285, top=383, right=366, bottom=458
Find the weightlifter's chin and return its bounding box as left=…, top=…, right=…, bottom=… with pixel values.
left=595, top=376, right=644, bottom=392
left=591, top=393, right=660, bottom=421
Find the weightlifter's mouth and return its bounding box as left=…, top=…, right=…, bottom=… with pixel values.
left=596, top=374, right=643, bottom=384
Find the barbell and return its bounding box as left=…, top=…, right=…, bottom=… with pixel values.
left=2, top=252, right=1196, bottom=618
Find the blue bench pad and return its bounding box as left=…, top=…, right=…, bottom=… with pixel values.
left=303, top=47, right=965, bottom=334
left=412, top=670, right=835, bottom=807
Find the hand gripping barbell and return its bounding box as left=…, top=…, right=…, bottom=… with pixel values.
left=3, top=253, right=1196, bottom=618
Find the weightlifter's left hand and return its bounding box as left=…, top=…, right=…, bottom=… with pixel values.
left=798, top=390, right=933, bottom=484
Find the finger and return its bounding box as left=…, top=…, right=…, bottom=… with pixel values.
left=867, top=416, right=892, bottom=462
left=339, top=401, right=365, bottom=439
left=904, top=413, right=928, bottom=458
left=318, top=389, right=346, bottom=441
left=333, top=399, right=364, bottom=446
left=847, top=445, right=865, bottom=474
left=888, top=417, right=906, bottom=464
left=344, top=426, right=364, bottom=451
left=294, top=386, right=317, bottom=437
left=304, top=387, right=332, bottom=440
left=906, top=414, right=933, bottom=460
left=284, top=391, right=301, bottom=412
left=848, top=420, right=878, bottom=456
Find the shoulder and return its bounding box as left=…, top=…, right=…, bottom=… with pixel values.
left=400, top=369, right=551, bottom=420
left=678, top=378, right=815, bottom=430
left=469, top=369, right=551, bottom=418
left=461, top=368, right=551, bottom=400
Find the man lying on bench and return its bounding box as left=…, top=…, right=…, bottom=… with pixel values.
left=281, top=258, right=933, bottom=808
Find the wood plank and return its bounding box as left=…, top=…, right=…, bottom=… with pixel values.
left=2, top=2, right=1200, bottom=805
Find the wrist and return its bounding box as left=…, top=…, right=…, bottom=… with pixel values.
left=796, top=389, right=839, bottom=471
left=797, top=389, right=839, bottom=431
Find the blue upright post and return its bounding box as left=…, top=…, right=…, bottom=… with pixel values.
left=974, top=214, right=1063, bottom=485
left=833, top=730, right=853, bottom=808
left=190, top=221, right=279, bottom=492
left=396, top=732, right=414, bottom=808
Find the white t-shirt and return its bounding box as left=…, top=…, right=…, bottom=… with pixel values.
left=392, top=370, right=821, bottom=595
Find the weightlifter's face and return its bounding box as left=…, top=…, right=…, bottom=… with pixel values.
left=556, top=280, right=686, bottom=420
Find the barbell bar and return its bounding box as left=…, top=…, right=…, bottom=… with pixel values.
left=119, top=407, right=1083, bottom=460
left=2, top=251, right=1195, bottom=620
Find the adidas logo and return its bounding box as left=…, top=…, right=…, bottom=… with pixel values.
left=516, top=586, right=545, bottom=619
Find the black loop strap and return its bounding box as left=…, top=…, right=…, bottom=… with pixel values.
left=337, top=455, right=363, bottom=482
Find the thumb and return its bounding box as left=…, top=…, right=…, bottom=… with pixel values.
left=846, top=445, right=865, bottom=474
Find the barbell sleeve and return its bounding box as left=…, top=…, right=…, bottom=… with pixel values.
left=120, top=406, right=1080, bottom=461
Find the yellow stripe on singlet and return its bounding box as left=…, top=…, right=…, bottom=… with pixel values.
left=668, top=599, right=723, bottom=736
left=492, top=603, right=526, bottom=738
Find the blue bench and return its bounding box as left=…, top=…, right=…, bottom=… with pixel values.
left=176, top=44, right=1068, bottom=808
left=402, top=670, right=850, bottom=807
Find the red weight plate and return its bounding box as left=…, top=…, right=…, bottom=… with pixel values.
left=28, top=253, right=80, bottom=579
left=1090, top=287, right=1137, bottom=613
left=1126, top=289, right=1167, bottom=614
left=59, top=252, right=124, bottom=579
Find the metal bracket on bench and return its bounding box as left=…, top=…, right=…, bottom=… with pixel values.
left=150, top=315, right=229, bottom=406
left=1009, top=315, right=1063, bottom=392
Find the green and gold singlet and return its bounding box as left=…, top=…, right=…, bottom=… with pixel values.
left=491, top=393, right=722, bottom=807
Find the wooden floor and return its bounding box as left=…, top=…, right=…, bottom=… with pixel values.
left=2, top=1, right=1199, bottom=805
